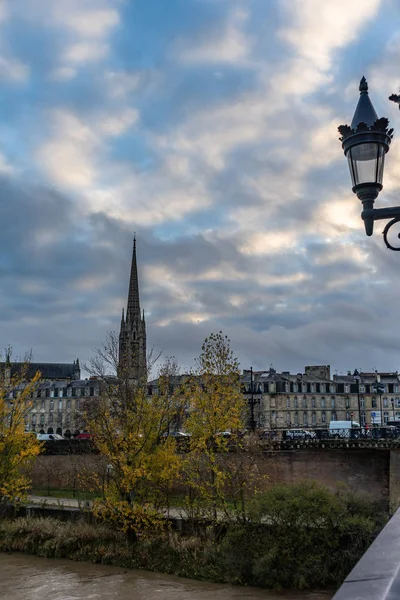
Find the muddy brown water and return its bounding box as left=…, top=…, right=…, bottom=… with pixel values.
left=0, top=553, right=334, bottom=599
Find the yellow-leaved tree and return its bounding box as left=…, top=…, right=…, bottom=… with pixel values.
left=0, top=354, right=42, bottom=511
left=85, top=333, right=185, bottom=541
left=183, top=331, right=246, bottom=521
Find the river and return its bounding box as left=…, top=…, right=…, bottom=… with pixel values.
left=0, top=553, right=333, bottom=599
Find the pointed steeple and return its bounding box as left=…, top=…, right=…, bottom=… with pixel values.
left=126, top=235, right=140, bottom=323
left=350, top=77, right=378, bottom=130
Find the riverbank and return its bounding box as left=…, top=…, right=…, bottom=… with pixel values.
left=0, top=508, right=379, bottom=591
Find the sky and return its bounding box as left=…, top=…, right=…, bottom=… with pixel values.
left=1, top=0, right=400, bottom=377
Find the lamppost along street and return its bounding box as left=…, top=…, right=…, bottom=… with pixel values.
left=338, top=77, right=400, bottom=250
left=373, top=380, right=385, bottom=426
left=247, top=367, right=260, bottom=433
left=353, top=369, right=362, bottom=425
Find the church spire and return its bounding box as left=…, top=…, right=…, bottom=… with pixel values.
left=126, top=235, right=140, bottom=323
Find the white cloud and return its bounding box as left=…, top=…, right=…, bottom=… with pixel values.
left=36, top=110, right=100, bottom=189
left=50, top=66, right=77, bottom=81
left=0, top=152, right=14, bottom=175
left=63, top=41, right=109, bottom=64
left=56, top=7, right=119, bottom=38
left=104, top=71, right=141, bottom=98
left=0, top=55, right=29, bottom=82
left=176, top=7, right=251, bottom=64
left=99, top=108, right=139, bottom=136
left=278, top=0, right=381, bottom=71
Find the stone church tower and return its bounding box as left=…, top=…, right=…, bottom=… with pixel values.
left=119, top=237, right=147, bottom=382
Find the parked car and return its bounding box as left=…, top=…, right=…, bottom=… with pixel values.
left=284, top=429, right=316, bottom=440
left=36, top=433, right=64, bottom=441
left=163, top=431, right=191, bottom=438
left=76, top=432, right=92, bottom=439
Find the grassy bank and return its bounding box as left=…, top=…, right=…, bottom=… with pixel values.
left=0, top=495, right=386, bottom=590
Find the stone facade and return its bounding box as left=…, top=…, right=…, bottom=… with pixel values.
left=242, top=366, right=400, bottom=430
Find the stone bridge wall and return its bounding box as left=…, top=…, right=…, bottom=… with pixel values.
left=31, top=448, right=400, bottom=512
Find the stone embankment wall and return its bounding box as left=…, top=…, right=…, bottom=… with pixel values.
left=31, top=448, right=400, bottom=512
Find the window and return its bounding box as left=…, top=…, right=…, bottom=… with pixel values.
left=396, top=397, right=400, bottom=408
left=263, top=383, right=268, bottom=393
left=285, top=382, right=290, bottom=393
left=59, top=389, right=63, bottom=398
left=50, top=399, right=54, bottom=410
left=395, top=385, right=399, bottom=393
left=50, top=389, right=54, bottom=398
left=67, top=387, right=72, bottom=397
left=312, top=412, right=316, bottom=426
left=346, top=411, right=351, bottom=421
left=54, top=388, right=58, bottom=398
left=303, top=411, right=308, bottom=426
left=302, top=383, right=307, bottom=393
left=302, top=397, right=307, bottom=408
left=310, top=383, right=315, bottom=393
left=293, top=383, right=298, bottom=393
left=85, top=387, right=90, bottom=396
left=90, top=387, right=94, bottom=397
left=294, top=397, right=298, bottom=409
left=294, top=412, right=299, bottom=426
left=311, top=397, right=316, bottom=408
left=345, top=384, right=350, bottom=393
left=320, top=397, right=326, bottom=408
left=331, top=397, right=335, bottom=409
left=77, top=388, right=81, bottom=397
left=49, top=413, right=53, bottom=424
left=32, top=415, right=36, bottom=425
left=371, top=398, right=377, bottom=408
left=286, top=412, right=290, bottom=426
left=384, top=397, right=388, bottom=408
left=331, top=411, right=337, bottom=421
left=396, top=412, right=400, bottom=421
left=286, top=397, right=290, bottom=408
left=320, top=384, right=325, bottom=393
left=345, top=396, right=350, bottom=409
left=330, top=385, right=335, bottom=393
left=40, top=414, right=45, bottom=425
left=67, top=399, right=71, bottom=410
left=360, top=384, right=365, bottom=393
left=384, top=411, right=389, bottom=424
left=41, top=399, right=45, bottom=410
left=58, top=399, right=62, bottom=410
left=72, top=388, right=76, bottom=397
left=322, top=411, right=326, bottom=423
left=360, top=397, right=365, bottom=408
left=361, top=411, right=366, bottom=425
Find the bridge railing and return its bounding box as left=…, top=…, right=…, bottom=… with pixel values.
left=333, top=508, right=400, bottom=599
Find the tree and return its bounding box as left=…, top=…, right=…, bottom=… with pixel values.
left=0, top=355, right=42, bottom=510
left=182, top=332, right=246, bottom=521
left=85, top=334, right=185, bottom=539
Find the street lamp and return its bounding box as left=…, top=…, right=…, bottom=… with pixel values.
left=353, top=369, right=362, bottom=425
left=338, top=77, right=400, bottom=250
left=373, top=380, right=385, bottom=427
left=247, top=367, right=260, bottom=433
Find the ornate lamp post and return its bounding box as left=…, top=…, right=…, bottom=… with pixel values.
left=353, top=369, right=362, bottom=425
left=247, top=367, right=260, bottom=433
left=338, top=77, right=400, bottom=250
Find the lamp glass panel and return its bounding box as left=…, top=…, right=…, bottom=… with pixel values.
left=347, top=143, right=385, bottom=187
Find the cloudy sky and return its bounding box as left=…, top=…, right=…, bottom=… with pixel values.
left=1, top=0, right=400, bottom=376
